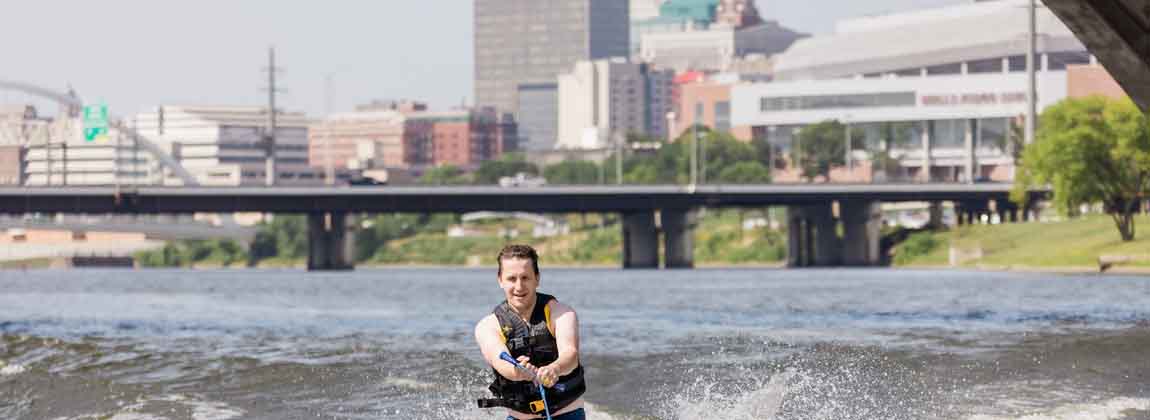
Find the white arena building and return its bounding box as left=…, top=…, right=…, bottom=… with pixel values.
left=729, top=0, right=1090, bottom=183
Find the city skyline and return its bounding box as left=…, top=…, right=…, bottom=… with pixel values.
left=1, top=0, right=962, bottom=119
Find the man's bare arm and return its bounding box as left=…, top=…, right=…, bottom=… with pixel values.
left=547, top=300, right=580, bottom=376
left=475, top=314, right=530, bottom=381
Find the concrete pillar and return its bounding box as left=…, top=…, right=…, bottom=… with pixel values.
left=662, top=209, right=696, bottom=269
left=308, top=212, right=355, bottom=271
left=841, top=200, right=882, bottom=266
left=786, top=204, right=840, bottom=267
left=813, top=204, right=841, bottom=266
left=786, top=208, right=809, bottom=267
left=928, top=202, right=945, bottom=229
left=622, top=211, right=659, bottom=269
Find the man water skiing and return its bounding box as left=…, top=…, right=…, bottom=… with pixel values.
left=476, top=244, right=586, bottom=419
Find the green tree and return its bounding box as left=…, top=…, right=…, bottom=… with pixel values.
left=420, top=165, right=469, bottom=185
left=544, top=160, right=601, bottom=185
left=247, top=215, right=308, bottom=264
left=717, top=161, right=772, bottom=184
left=750, top=136, right=776, bottom=169
left=1013, top=96, right=1150, bottom=241
left=795, top=120, right=846, bottom=182
left=699, top=131, right=757, bottom=183
left=474, top=153, right=540, bottom=184
left=867, top=122, right=917, bottom=181
left=623, top=162, right=660, bottom=184
left=354, top=213, right=423, bottom=261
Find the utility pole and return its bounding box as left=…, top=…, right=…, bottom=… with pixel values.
left=1025, top=0, right=1037, bottom=146
left=263, top=47, right=284, bottom=187
left=690, top=105, right=699, bottom=188
left=324, top=73, right=335, bottom=186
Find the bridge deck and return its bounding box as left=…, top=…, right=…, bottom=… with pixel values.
left=0, top=184, right=1039, bottom=214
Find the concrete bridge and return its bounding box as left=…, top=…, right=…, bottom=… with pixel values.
left=0, top=184, right=1044, bottom=270
left=0, top=215, right=257, bottom=242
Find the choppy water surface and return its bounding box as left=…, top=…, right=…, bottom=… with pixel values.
left=1, top=268, right=1148, bottom=419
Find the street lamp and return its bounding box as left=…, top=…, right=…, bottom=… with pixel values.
left=1025, top=0, right=1037, bottom=146
left=615, top=131, right=623, bottom=185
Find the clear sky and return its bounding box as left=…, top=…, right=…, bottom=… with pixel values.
left=0, top=0, right=963, bottom=118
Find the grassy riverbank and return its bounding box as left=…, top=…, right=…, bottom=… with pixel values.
left=892, top=214, right=1150, bottom=270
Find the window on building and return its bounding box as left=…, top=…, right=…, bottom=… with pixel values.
left=977, top=118, right=1009, bottom=153
left=759, top=92, right=916, bottom=112
left=893, top=68, right=922, bottom=77
left=926, top=62, right=962, bottom=76
left=714, top=101, right=731, bottom=132
left=931, top=119, right=966, bottom=149
left=967, top=57, right=1003, bottom=74
left=1047, top=51, right=1091, bottom=70
left=1007, top=55, right=1030, bottom=72
left=853, top=123, right=883, bottom=151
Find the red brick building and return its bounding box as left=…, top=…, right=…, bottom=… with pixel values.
left=309, top=105, right=515, bottom=172
left=414, top=108, right=514, bottom=168
left=1067, top=63, right=1128, bottom=101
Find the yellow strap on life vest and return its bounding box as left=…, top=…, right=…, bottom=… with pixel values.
left=529, top=399, right=547, bottom=413
left=544, top=301, right=555, bottom=336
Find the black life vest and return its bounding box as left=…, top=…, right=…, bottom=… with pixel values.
left=477, top=293, right=586, bottom=414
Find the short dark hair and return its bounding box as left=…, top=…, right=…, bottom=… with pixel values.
left=497, top=244, right=540, bottom=276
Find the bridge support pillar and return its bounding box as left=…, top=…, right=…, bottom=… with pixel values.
left=622, top=211, right=659, bottom=269
left=928, top=202, right=944, bottom=229
left=787, top=204, right=840, bottom=267
left=841, top=200, right=882, bottom=266
left=308, top=212, right=355, bottom=271
left=662, top=209, right=696, bottom=269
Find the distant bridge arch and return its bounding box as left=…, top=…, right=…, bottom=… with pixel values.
left=0, top=79, right=199, bottom=185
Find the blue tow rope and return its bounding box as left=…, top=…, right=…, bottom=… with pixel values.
left=500, top=352, right=564, bottom=420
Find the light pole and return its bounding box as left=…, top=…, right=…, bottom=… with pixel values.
left=845, top=120, right=852, bottom=175
left=324, top=74, right=335, bottom=186
left=699, top=128, right=707, bottom=185
left=615, top=131, right=623, bottom=185
left=665, top=112, right=676, bottom=144
left=690, top=110, right=699, bottom=187
left=1025, top=0, right=1037, bottom=146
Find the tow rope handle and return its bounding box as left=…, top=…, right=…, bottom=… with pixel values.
left=499, top=352, right=563, bottom=420
left=498, top=352, right=567, bottom=393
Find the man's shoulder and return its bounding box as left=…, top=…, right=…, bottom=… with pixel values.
left=547, top=298, right=577, bottom=316
left=475, top=313, right=498, bottom=330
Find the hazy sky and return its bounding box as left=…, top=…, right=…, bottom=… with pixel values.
left=0, top=0, right=963, bottom=118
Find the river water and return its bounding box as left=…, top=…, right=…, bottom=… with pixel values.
left=0, top=268, right=1148, bottom=420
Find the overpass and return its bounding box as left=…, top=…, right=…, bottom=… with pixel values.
left=1046, top=0, right=1150, bottom=111
left=0, top=215, right=257, bottom=242
left=0, top=184, right=1044, bottom=270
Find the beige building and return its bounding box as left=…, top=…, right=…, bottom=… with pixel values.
left=131, top=106, right=322, bottom=186
left=309, top=109, right=409, bottom=172
left=557, top=59, right=674, bottom=150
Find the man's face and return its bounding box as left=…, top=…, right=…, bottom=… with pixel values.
left=498, top=257, right=538, bottom=309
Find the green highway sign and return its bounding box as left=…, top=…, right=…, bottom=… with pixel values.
left=83, top=104, right=109, bottom=142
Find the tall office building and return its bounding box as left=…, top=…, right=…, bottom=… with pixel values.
left=474, top=0, right=630, bottom=151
